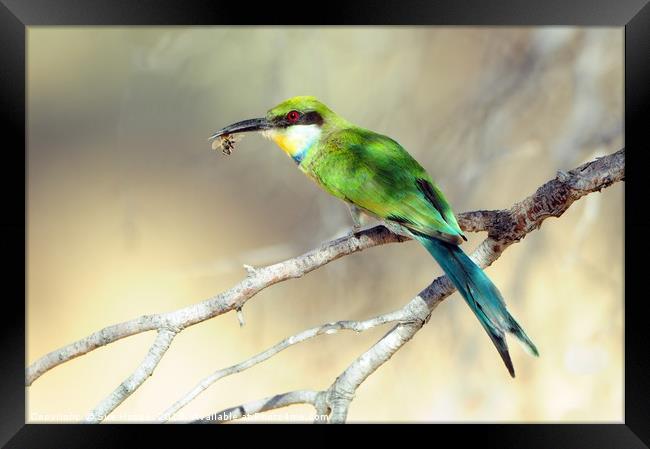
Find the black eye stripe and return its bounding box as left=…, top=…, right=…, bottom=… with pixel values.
left=272, top=110, right=323, bottom=127
left=300, top=111, right=323, bottom=126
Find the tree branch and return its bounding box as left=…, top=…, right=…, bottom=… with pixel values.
left=85, top=327, right=177, bottom=423
left=26, top=149, right=624, bottom=423
left=193, top=390, right=321, bottom=423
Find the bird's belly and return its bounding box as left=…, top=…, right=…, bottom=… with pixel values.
left=300, top=152, right=359, bottom=205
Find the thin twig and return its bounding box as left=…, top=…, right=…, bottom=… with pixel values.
left=194, top=390, right=320, bottom=424
left=85, top=327, right=177, bottom=423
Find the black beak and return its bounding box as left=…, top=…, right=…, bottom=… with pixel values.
left=208, top=117, right=270, bottom=141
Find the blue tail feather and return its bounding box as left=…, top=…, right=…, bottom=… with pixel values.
left=416, top=235, right=538, bottom=377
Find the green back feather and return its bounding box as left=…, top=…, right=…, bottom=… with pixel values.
left=302, top=127, right=464, bottom=243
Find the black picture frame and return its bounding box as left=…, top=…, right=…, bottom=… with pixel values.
left=3, top=0, right=647, bottom=446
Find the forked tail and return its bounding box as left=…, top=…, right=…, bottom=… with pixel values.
left=416, top=235, right=538, bottom=377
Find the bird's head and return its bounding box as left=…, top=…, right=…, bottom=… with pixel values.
left=209, top=96, right=343, bottom=163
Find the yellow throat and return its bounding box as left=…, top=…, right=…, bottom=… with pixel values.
left=264, top=125, right=321, bottom=162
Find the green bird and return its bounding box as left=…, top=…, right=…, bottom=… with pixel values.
left=210, top=96, right=538, bottom=377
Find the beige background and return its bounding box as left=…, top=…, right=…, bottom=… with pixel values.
left=27, top=27, right=623, bottom=422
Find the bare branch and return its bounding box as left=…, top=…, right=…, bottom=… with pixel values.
left=26, top=314, right=162, bottom=386
left=193, top=390, right=321, bottom=424
left=85, top=328, right=177, bottom=423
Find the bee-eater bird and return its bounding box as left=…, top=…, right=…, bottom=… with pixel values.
left=209, top=96, right=538, bottom=377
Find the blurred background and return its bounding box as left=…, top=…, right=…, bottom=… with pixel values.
left=26, top=27, right=623, bottom=423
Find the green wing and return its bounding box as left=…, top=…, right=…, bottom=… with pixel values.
left=308, top=128, right=465, bottom=244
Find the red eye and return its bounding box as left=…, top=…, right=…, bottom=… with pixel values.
left=286, top=110, right=300, bottom=123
